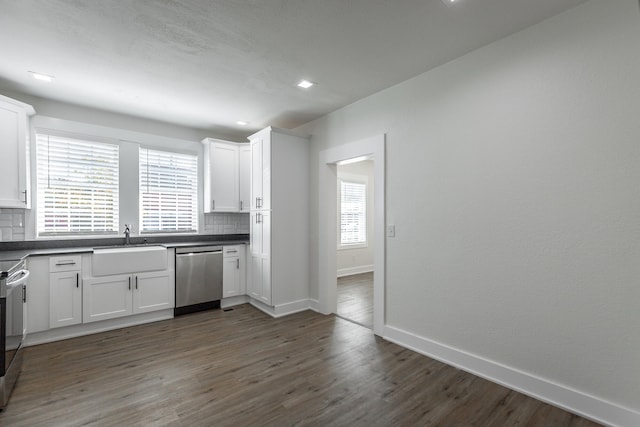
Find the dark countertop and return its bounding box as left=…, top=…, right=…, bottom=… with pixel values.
left=0, top=234, right=249, bottom=263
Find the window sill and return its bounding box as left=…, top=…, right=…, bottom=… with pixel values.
left=337, top=243, right=368, bottom=251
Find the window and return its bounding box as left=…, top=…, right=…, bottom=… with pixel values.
left=36, top=133, right=119, bottom=236
left=139, top=148, right=198, bottom=233
left=340, top=180, right=367, bottom=246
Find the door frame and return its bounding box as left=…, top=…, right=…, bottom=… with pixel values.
left=318, top=134, right=385, bottom=336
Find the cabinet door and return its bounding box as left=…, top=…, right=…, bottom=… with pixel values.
left=83, top=274, right=133, bottom=323
left=0, top=99, right=30, bottom=208
left=248, top=211, right=271, bottom=304
left=239, top=144, right=251, bottom=212
left=49, top=271, right=82, bottom=328
left=209, top=142, right=239, bottom=212
left=261, top=135, right=271, bottom=210
left=248, top=212, right=261, bottom=300
left=250, top=137, right=262, bottom=210
left=259, top=211, right=271, bottom=305
left=133, top=271, right=173, bottom=314
left=238, top=245, right=246, bottom=295
left=248, top=253, right=261, bottom=300
left=249, top=212, right=262, bottom=257
left=223, top=257, right=240, bottom=298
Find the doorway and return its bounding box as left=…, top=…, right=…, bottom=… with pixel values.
left=318, top=134, right=385, bottom=336
left=336, top=159, right=374, bottom=328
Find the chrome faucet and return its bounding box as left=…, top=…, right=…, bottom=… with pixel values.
left=124, top=224, right=131, bottom=245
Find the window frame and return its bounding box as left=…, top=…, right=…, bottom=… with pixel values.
left=35, top=130, right=120, bottom=237
left=337, top=174, right=368, bottom=250
left=138, top=146, right=199, bottom=234
left=29, top=117, right=204, bottom=240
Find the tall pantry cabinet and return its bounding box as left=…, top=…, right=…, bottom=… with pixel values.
left=247, top=127, right=309, bottom=309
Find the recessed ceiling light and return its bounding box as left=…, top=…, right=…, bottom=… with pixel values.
left=29, top=71, right=54, bottom=82
left=441, top=0, right=457, bottom=6
left=236, top=120, right=248, bottom=126
left=297, top=80, right=314, bottom=89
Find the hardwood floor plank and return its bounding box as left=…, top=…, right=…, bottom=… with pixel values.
left=337, top=272, right=373, bottom=328
left=0, top=304, right=600, bottom=427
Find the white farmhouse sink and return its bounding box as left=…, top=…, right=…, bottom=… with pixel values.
left=92, top=245, right=168, bottom=276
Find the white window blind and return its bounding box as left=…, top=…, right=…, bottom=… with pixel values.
left=139, top=148, right=198, bottom=233
left=340, top=180, right=366, bottom=245
left=36, top=133, right=119, bottom=235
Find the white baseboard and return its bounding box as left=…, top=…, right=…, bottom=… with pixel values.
left=25, top=310, right=174, bottom=347
left=308, top=299, right=320, bottom=313
left=248, top=298, right=316, bottom=318
left=383, top=325, right=639, bottom=427
left=221, top=295, right=249, bottom=308
left=337, top=265, right=374, bottom=278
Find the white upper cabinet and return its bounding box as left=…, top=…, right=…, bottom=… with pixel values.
left=239, top=144, right=251, bottom=212
left=0, top=94, right=35, bottom=209
left=250, top=135, right=271, bottom=211
left=203, top=138, right=250, bottom=213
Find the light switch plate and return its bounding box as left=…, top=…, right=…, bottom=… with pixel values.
left=387, top=225, right=395, bottom=238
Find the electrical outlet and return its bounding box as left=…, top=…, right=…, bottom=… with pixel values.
left=387, top=225, right=395, bottom=238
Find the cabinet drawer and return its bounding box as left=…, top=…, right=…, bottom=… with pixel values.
left=49, top=255, right=82, bottom=272
left=223, top=245, right=243, bottom=258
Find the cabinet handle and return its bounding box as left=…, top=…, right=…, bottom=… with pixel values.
left=128, top=277, right=131, bottom=290
left=55, top=261, right=76, bottom=266
left=226, top=249, right=238, bottom=253
left=22, top=189, right=28, bottom=204
left=212, top=200, right=215, bottom=210
left=240, top=200, right=243, bottom=210
left=135, top=276, right=138, bottom=290
left=76, top=273, right=79, bottom=288
left=236, top=258, right=239, bottom=269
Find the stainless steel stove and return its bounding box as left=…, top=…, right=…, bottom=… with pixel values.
left=0, top=258, right=29, bottom=409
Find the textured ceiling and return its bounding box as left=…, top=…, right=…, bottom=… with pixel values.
left=0, top=0, right=588, bottom=140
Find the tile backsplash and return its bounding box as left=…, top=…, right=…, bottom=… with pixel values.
left=0, top=210, right=248, bottom=241
left=204, top=213, right=250, bottom=235
left=0, top=209, right=26, bottom=241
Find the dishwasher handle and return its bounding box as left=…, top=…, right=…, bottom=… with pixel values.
left=176, top=246, right=223, bottom=255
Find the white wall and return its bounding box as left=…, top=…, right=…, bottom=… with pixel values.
left=337, top=160, right=374, bottom=276
left=298, top=0, right=640, bottom=421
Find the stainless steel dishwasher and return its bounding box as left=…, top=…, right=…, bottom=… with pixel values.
left=175, top=246, right=223, bottom=316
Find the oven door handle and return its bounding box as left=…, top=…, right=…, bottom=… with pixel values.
left=7, top=270, right=30, bottom=288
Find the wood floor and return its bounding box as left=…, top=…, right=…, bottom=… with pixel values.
left=0, top=305, right=599, bottom=427
left=337, top=272, right=373, bottom=328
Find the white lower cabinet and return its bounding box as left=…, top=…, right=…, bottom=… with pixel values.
left=49, top=271, right=82, bottom=328
left=133, top=271, right=173, bottom=314
left=83, top=271, right=172, bottom=323
left=223, top=245, right=245, bottom=298
left=83, top=274, right=132, bottom=323
left=248, top=254, right=271, bottom=305
left=49, top=254, right=83, bottom=329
